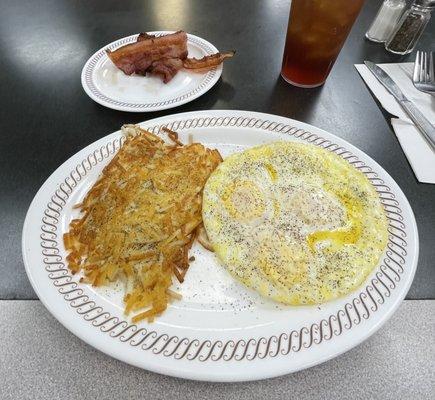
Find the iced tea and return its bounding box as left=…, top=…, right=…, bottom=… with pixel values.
left=281, top=0, right=365, bottom=87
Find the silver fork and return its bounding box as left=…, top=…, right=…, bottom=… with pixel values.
left=413, top=50, right=435, bottom=94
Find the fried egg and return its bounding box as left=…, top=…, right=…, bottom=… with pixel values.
left=202, top=142, right=388, bottom=305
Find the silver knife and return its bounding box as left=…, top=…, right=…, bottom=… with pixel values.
left=364, top=61, right=435, bottom=152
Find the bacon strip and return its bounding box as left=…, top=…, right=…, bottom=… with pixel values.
left=137, top=32, right=157, bottom=41
left=106, top=31, right=234, bottom=83
left=106, top=31, right=188, bottom=76
left=148, top=58, right=184, bottom=83
left=183, top=51, right=235, bottom=71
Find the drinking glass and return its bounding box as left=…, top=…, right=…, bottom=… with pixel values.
left=281, top=0, right=365, bottom=87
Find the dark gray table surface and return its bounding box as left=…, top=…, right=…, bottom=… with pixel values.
left=0, top=0, right=434, bottom=300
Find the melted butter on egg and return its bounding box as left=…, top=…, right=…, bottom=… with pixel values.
left=307, top=186, right=363, bottom=252
left=202, top=141, right=389, bottom=305
left=265, top=163, right=278, bottom=182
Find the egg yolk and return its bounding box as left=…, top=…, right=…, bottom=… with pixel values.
left=221, top=180, right=266, bottom=222
left=258, top=241, right=308, bottom=286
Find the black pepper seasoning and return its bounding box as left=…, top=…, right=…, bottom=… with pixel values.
left=385, top=0, right=434, bottom=55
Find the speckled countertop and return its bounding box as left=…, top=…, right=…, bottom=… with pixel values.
left=1, top=300, right=434, bottom=400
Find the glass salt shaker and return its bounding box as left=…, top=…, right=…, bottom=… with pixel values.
left=385, top=0, right=435, bottom=54
left=366, top=0, right=406, bottom=43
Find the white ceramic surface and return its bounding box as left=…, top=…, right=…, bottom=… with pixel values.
left=22, top=111, right=418, bottom=382
left=81, top=32, right=223, bottom=112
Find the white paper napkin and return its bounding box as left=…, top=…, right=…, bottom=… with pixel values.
left=355, top=62, right=435, bottom=184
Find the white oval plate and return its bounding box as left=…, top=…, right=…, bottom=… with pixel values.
left=81, top=32, right=223, bottom=112
left=23, top=111, right=418, bottom=382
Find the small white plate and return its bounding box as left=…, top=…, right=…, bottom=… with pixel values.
left=23, top=111, right=418, bottom=382
left=81, top=32, right=223, bottom=112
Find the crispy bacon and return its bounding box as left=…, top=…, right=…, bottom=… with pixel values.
left=107, top=30, right=234, bottom=83
left=183, top=51, right=235, bottom=71
left=148, top=58, right=184, bottom=83
left=137, top=32, right=157, bottom=41
left=107, top=31, right=188, bottom=76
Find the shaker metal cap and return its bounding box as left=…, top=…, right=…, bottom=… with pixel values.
left=413, top=0, right=435, bottom=9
